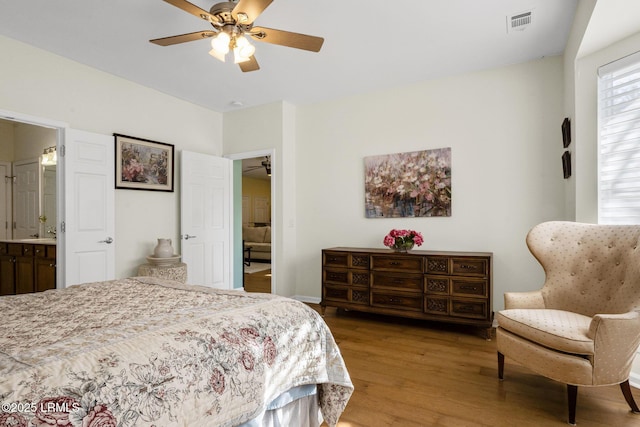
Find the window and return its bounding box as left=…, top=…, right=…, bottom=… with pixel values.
left=598, top=51, right=640, bottom=224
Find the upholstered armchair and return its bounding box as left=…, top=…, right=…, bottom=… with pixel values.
left=497, top=221, right=640, bottom=425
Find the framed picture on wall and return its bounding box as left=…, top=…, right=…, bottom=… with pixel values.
left=364, top=147, right=452, bottom=218
left=114, top=133, right=174, bottom=192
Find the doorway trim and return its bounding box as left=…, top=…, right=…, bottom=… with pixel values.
left=226, top=148, right=276, bottom=294
left=0, top=109, right=67, bottom=287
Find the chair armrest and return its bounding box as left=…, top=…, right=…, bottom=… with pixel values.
left=588, top=311, right=640, bottom=385
left=504, top=291, right=545, bottom=309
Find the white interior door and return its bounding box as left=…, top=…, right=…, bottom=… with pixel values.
left=181, top=151, right=231, bottom=289
left=13, top=159, right=39, bottom=239
left=0, top=162, right=10, bottom=240
left=64, top=129, right=115, bottom=286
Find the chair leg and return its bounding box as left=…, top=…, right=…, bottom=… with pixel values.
left=567, top=385, right=577, bottom=426
left=497, top=351, right=504, bottom=380
left=620, top=380, right=640, bottom=414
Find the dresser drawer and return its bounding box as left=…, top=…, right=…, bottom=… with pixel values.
left=350, top=253, right=370, bottom=269
left=324, top=251, right=371, bottom=270
left=451, top=257, right=488, bottom=277
left=451, top=298, right=488, bottom=319
left=371, top=291, right=422, bottom=311
left=424, top=296, right=450, bottom=315
left=426, top=256, right=450, bottom=274
left=324, top=252, right=349, bottom=268
left=425, top=275, right=450, bottom=295
left=371, top=272, right=422, bottom=292
left=371, top=255, right=423, bottom=273
left=324, top=268, right=349, bottom=285
left=323, top=285, right=369, bottom=306
left=324, top=268, right=370, bottom=286
left=451, top=278, right=487, bottom=298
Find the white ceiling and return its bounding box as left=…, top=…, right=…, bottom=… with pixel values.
left=0, top=0, right=577, bottom=113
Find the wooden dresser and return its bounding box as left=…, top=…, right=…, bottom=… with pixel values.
left=321, top=247, right=493, bottom=338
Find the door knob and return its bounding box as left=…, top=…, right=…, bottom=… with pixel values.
left=99, top=237, right=114, bottom=244
left=182, top=234, right=197, bottom=240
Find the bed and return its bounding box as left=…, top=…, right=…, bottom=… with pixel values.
left=0, top=277, right=353, bottom=426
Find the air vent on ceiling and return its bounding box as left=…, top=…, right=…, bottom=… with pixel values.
left=507, top=10, right=532, bottom=33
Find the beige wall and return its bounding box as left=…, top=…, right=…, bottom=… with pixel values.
left=294, top=56, right=565, bottom=305
left=0, top=120, right=15, bottom=161
left=0, top=35, right=223, bottom=278
left=242, top=176, right=271, bottom=224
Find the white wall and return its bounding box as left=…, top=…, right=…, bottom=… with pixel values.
left=294, top=56, right=566, bottom=308
left=223, top=102, right=299, bottom=297
left=573, top=31, right=640, bottom=222
left=0, top=35, right=223, bottom=279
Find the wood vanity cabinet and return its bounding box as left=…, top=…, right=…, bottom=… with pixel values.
left=322, top=247, right=493, bottom=338
left=34, top=244, right=56, bottom=292
left=0, top=242, right=56, bottom=296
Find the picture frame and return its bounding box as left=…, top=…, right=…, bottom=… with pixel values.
left=364, top=147, right=452, bottom=218
left=114, top=133, right=174, bottom=192
left=562, top=150, right=571, bottom=179
left=562, top=117, right=571, bottom=148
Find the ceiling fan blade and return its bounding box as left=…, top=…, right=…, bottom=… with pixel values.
left=150, top=31, right=216, bottom=46
left=232, top=0, right=273, bottom=25
left=163, top=0, right=220, bottom=24
left=250, top=27, right=324, bottom=52
left=239, top=55, right=260, bottom=72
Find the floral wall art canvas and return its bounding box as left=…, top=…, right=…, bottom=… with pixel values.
left=364, top=148, right=451, bottom=218
left=114, top=134, right=174, bottom=192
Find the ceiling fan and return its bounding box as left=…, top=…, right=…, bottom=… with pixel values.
left=150, top=0, right=324, bottom=72
left=244, top=156, right=271, bottom=175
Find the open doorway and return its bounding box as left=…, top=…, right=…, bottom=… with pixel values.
left=227, top=149, right=275, bottom=294
left=0, top=112, right=64, bottom=290
left=241, top=155, right=272, bottom=293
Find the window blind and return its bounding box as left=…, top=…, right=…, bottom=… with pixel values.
left=598, top=51, right=640, bottom=224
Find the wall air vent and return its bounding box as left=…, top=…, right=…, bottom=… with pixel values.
left=507, top=10, right=532, bottom=33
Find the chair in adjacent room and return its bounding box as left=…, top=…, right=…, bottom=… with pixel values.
left=496, top=221, right=640, bottom=425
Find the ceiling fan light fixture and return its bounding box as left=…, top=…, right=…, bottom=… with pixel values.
left=209, top=47, right=226, bottom=62
left=234, top=35, right=255, bottom=60
left=233, top=47, right=251, bottom=63
left=211, top=31, right=230, bottom=54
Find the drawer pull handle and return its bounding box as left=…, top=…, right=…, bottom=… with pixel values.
left=460, top=285, right=478, bottom=291
left=389, top=297, right=401, bottom=303
left=458, top=305, right=476, bottom=312
left=458, top=264, right=478, bottom=270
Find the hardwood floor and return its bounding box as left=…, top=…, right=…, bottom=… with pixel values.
left=243, top=267, right=271, bottom=293
left=312, top=305, right=640, bottom=427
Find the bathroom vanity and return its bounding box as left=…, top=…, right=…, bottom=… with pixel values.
left=0, top=239, right=56, bottom=295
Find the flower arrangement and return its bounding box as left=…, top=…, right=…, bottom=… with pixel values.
left=383, top=229, right=424, bottom=252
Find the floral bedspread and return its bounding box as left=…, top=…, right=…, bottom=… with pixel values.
left=0, top=277, right=353, bottom=426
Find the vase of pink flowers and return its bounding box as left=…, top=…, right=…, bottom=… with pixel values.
left=383, top=229, right=424, bottom=253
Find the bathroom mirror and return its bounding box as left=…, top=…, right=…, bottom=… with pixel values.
left=0, top=118, right=57, bottom=240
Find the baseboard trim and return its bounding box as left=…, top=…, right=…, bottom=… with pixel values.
left=292, top=295, right=321, bottom=304
left=630, top=370, right=640, bottom=389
